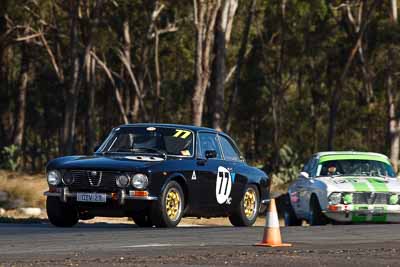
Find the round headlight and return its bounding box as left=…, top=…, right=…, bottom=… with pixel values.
left=116, top=174, right=130, bottom=188
left=328, top=192, right=342, bottom=205
left=47, top=170, right=61, bottom=186
left=62, top=171, right=74, bottom=185
left=131, top=173, right=149, bottom=189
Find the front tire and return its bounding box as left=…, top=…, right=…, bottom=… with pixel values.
left=229, top=184, right=260, bottom=227
left=309, top=195, right=328, bottom=226
left=46, top=197, right=78, bottom=227
left=150, top=181, right=184, bottom=227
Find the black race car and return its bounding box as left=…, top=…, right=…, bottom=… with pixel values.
left=45, top=123, right=270, bottom=227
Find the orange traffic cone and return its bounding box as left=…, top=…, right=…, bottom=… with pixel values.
left=255, top=198, right=292, bottom=247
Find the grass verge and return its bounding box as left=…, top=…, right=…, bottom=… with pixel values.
left=0, top=170, right=47, bottom=209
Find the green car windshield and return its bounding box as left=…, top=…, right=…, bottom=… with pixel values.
left=98, top=126, right=194, bottom=157
left=316, top=159, right=396, bottom=178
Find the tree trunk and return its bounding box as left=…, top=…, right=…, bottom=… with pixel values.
left=388, top=2, right=399, bottom=172
left=0, top=0, right=8, bottom=85
left=225, top=0, right=256, bottom=131
left=192, top=0, right=221, bottom=126
left=327, top=81, right=339, bottom=151
left=62, top=0, right=81, bottom=155
left=327, top=1, right=377, bottom=150
left=212, top=0, right=238, bottom=131
left=0, top=0, right=11, bottom=145
left=12, top=43, right=30, bottom=147
left=387, top=72, right=399, bottom=173
left=122, top=18, right=133, bottom=122
left=271, top=92, right=280, bottom=168
left=86, top=54, right=96, bottom=153
left=82, top=0, right=103, bottom=153
left=154, top=27, right=161, bottom=122
left=391, top=0, right=398, bottom=22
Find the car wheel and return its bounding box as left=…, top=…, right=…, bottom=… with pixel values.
left=229, top=184, right=260, bottom=227
left=151, top=181, right=184, bottom=228
left=282, top=194, right=302, bottom=226
left=132, top=214, right=154, bottom=227
left=46, top=196, right=78, bottom=227
left=309, top=195, right=328, bottom=226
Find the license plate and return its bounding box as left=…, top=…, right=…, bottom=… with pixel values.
left=77, top=193, right=107, bottom=203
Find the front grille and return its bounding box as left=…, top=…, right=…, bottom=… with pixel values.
left=66, top=170, right=120, bottom=190
left=351, top=192, right=391, bottom=205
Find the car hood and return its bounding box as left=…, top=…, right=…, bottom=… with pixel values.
left=47, top=155, right=165, bottom=172
left=316, top=176, right=400, bottom=193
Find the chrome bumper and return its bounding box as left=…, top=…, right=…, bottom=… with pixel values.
left=44, top=187, right=157, bottom=205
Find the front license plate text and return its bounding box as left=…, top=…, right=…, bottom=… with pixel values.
left=77, top=193, right=107, bottom=203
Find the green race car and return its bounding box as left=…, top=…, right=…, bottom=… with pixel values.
left=285, top=151, right=400, bottom=226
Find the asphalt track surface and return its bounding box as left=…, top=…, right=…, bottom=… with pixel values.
left=1, top=222, right=400, bottom=266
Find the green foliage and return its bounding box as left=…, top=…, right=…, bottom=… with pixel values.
left=0, top=0, right=398, bottom=176
left=1, top=145, right=20, bottom=171
left=271, top=145, right=303, bottom=191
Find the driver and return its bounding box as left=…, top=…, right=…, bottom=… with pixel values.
left=328, top=165, right=337, bottom=176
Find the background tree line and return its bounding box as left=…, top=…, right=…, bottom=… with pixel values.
left=0, top=0, right=399, bottom=184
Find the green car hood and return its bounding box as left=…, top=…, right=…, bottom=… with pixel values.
left=317, top=176, right=400, bottom=193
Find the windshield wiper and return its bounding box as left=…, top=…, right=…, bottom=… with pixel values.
left=130, top=148, right=167, bottom=159
left=330, top=173, right=345, bottom=178
left=373, top=174, right=392, bottom=181
left=102, top=148, right=167, bottom=159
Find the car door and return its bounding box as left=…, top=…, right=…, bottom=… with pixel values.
left=195, top=131, right=226, bottom=213
left=217, top=134, right=245, bottom=211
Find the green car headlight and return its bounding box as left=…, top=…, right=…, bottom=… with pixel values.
left=343, top=193, right=353, bottom=204
left=389, top=194, right=399, bottom=205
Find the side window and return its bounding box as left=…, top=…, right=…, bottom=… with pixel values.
left=198, top=132, right=222, bottom=159
left=219, top=135, right=240, bottom=161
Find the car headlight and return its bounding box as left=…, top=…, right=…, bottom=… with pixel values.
left=328, top=192, right=342, bottom=205
left=47, top=170, right=61, bottom=186
left=116, top=174, right=130, bottom=188
left=61, top=171, right=74, bottom=185
left=131, top=173, right=149, bottom=189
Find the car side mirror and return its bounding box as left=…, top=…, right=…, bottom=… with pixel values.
left=205, top=150, right=217, bottom=159
left=300, top=171, right=310, bottom=179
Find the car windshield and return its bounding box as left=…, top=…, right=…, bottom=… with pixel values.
left=98, top=126, right=194, bottom=157
left=316, top=159, right=396, bottom=178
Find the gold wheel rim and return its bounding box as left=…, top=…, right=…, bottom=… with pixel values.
left=243, top=188, right=257, bottom=219
left=166, top=188, right=181, bottom=221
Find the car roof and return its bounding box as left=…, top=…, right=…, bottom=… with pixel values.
left=313, top=151, right=389, bottom=159
left=118, top=123, right=219, bottom=133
